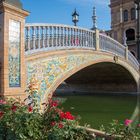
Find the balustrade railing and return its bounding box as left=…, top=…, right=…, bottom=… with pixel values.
left=25, top=24, right=96, bottom=54
left=99, top=34, right=126, bottom=58
left=25, top=23, right=139, bottom=71
left=99, top=34, right=139, bottom=71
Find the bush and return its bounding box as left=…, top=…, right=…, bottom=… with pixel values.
left=0, top=97, right=93, bottom=140
left=100, top=120, right=140, bottom=140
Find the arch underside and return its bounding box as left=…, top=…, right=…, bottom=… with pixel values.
left=26, top=50, right=139, bottom=103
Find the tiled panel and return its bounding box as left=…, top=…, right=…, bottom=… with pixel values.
left=9, top=19, right=21, bottom=87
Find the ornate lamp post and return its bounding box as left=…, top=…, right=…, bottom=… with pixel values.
left=72, top=9, right=79, bottom=26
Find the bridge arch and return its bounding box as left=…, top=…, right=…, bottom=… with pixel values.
left=26, top=49, right=139, bottom=103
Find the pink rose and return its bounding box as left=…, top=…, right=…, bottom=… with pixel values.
left=124, top=119, right=133, bottom=126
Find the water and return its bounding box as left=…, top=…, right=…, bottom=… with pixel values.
left=58, top=94, right=137, bottom=129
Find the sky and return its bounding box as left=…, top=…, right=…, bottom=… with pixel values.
left=21, top=0, right=110, bottom=30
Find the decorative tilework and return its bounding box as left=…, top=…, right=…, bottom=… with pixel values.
left=27, top=53, right=101, bottom=103
left=9, top=20, right=21, bottom=87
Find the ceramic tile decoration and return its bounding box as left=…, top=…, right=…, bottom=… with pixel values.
left=27, top=53, right=101, bottom=103
left=9, top=20, right=21, bottom=87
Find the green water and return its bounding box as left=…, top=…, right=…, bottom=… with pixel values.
left=59, top=95, right=137, bottom=129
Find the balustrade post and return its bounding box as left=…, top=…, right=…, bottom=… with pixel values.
left=125, top=46, right=128, bottom=60
left=71, top=28, right=74, bottom=47
left=37, top=26, right=40, bottom=49
left=45, top=26, right=48, bottom=48
left=62, top=27, right=65, bottom=47
left=67, top=28, right=70, bottom=46
left=50, top=26, right=53, bottom=47
left=32, top=26, right=36, bottom=50
left=58, top=27, right=61, bottom=46
left=41, top=26, right=45, bottom=48
left=26, top=27, right=30, bottom=51
left=95, top=29, right=100, bottom=51
left=54, top=27, right=57, bottom=47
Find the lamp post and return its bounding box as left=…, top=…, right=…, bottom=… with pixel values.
left=72, top=9, right=79, bottom=26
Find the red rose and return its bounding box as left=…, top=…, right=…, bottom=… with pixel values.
left=0, top=111, right=4, bottom=118
left=51, top=121, right=56, bottom=127
left=50, top=101, right=58, bottom=107
left=28, top=106, right=33, bottom=112
left=60, top=112, right=65, bottom=119
left=64, top=112, right=75, bottom=120
left=58, top=123, right=63, bottom=128
left=11, top=105, right=17, bottom=112
left=60, top=111, right=75, bottom=120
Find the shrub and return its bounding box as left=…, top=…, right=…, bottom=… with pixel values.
left=100, top=119, right=140, bottom=140
left=0, top=97, right=93, bottom=140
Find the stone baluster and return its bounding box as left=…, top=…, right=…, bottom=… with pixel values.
left=37, top=26, right=40, bottom=49
left=79, top=29, right=81, bottom=46
left=91, top=32, right=93, bottom=48
left=76, top=28, right=78, bottom=46
left=62, top=27, right=65, bottom=47
left=67, top=28, right=70, bottom=46
left=84, top=30, right=86, bottom=47
left=73, top=28, right=75, bottom=47
left=65, top=27, right=68, bottom=46
left=82, top=30, right=84, bottom=47
left=60, top=27, right=63, bottom=46
left=26, top=26, right=30, bottom=51
left=32, top=26, right=36, bottom=50
left=58, top=26, right=61, bottom=46
left=87, top=31, right=89, bottom=47
left=71, top=28, right=73, bottom=46
left=54, top=27, right=57, bottom=47
left=49, top=26, right=53, bottom=47
left=45, top=26, right=48, bottom=48
left=89, top=32, right=91, bottom=47
left=41, top=26, right=45, bottom=48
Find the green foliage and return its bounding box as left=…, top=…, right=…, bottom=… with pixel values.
left=100, top=120, right=140, bottom=140
left=0, top=97, right=93, bottom=140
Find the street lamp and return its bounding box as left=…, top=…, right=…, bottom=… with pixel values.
left=72, top=9, right=79, bottom=26
left=135, top=0, right=140, bottom=60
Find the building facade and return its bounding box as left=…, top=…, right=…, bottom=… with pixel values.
left=108, top=0, right=137, bottom=57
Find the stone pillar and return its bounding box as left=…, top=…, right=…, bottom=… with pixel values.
left=0, top=0, right=29, bottom=99
left=95, top=29, right=100, bottom=51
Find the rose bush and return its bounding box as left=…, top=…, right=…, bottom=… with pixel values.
left=0, top=97, right=93, bottom=140
left=100, top=119, right=140, bottom=140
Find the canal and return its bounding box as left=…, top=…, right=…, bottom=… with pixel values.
left=57, top=94, right=137, bottom=129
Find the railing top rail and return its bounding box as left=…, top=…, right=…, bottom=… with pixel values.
left=25, top=23, right=95, bottom=33
left=99, top=33, right=125, bottom=49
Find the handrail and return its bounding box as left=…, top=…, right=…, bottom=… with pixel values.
left=99, top=33, right=139, bottom=71
left=24, top=23, right=139, bottom=72
left=25, top=23, right=96, bottom=55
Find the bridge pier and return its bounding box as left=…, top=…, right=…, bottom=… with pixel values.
left=0, top=1, right=29, bottom=99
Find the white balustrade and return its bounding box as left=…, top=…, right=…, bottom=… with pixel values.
left=25, top=23, right=139, bottom=71
left=25, top=24, right=96, bottom=53
left=99, top=34, right=139, bottom=71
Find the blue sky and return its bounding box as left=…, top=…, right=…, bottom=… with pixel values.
left=21, top=0, right=110, bottom=30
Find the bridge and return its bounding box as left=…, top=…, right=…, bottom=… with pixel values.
left=0, top=1, right=139, bottom=104
left=25, top=24, right=139, bottom=103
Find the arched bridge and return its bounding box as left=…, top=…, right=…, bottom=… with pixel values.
left=25, top=23, right=140, bottom=103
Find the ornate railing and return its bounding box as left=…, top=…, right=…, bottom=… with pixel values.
left=25, top=23, right=139, bottom=71
left=25, top=24, right=96, bottom=54
left=99, top=34, right=139, bottom=71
